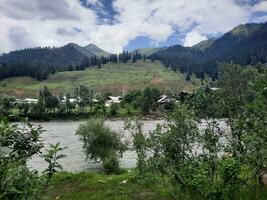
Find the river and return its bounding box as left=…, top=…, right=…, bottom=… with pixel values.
left=26, top=119, right=230, bottom=173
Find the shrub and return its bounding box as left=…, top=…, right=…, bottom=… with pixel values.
left=58, top=103, right=68, bottom=114
left=0, top=120, right=65, bottom=199
left=124, top=119, right=147, bottom=174
left=102, top=151, right=120, bottom=174
left=110, top=103, right=119, bottom=116
left=76, top=118, right=126, bottom=173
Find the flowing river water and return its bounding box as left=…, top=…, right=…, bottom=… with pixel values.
left=26, top=119, right=230, bottom=173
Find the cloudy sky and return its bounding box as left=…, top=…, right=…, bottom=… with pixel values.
left=0, top=0, right=267, bottom=53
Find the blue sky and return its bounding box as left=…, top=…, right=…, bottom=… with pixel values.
left=0, top=0, right=267, bottom=53
left=82, top=0, right=267, bottom=51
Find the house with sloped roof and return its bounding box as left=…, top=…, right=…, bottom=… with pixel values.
left=105, top=96, right=122, bottom=107
left=157, top=95, right=177, bottom=104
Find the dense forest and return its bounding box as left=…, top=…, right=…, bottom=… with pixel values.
left=149, top=22, right=267, bottom=79
left=0, top=49, right=142, bottom=80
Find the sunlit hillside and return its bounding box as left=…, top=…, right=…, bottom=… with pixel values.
left=0, top=61, right=200, bottom=97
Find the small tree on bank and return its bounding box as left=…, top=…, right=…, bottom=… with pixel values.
left=76, top=118, right=126, bottom=173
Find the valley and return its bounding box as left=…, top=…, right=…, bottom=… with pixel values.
left=1, top=2, right=267, bottom=198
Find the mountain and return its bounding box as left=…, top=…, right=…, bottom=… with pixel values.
left=205, top=23, right=267, bottom=65
left=65, top=43, right=95, bottom=58
left=0, top=44, right=85, bottom=67
left=1, top=22, right=267, bottom=81
left=0, top=43, right=110, bottom=80
left=83, top=44, right=109, bottom=57
left=153, top=22, right=267, bottom=78
left=0, top=43, right=110, bottom=67
left=156, top=44, right=203, bottom=59
left=192, top=39, right=215, bottom=52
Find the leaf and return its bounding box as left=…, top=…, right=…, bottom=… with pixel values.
left=55, top=164, right=63, bottom=170
left=5, top=186, right=22, bottom=193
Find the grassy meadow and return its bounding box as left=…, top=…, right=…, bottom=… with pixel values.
left=43, top=171, right=267, bottom=200
left=0, top=61, right=200, bottom=97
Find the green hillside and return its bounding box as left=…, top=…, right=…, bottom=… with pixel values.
left=0, top=61, right=199, bottom=97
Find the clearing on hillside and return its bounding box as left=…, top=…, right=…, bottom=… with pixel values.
left=0, top=61, right=200, bottom=97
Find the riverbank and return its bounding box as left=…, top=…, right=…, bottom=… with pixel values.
left=39, top=114, right=164, bottom=122
left=8, top=108, right=166, bottom=122
left=43, top=171, right=173, bottom=200
left=43, top=171, right=267, bottom=200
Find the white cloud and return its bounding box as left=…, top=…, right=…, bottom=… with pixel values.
left=0, top=0, right=266, bottom=53
left=7, top=26, right=37, bottom=50
left=0, top=0, right=97, bottom=52
left=252, top=1, right=267, bottom=12
left=0, top=0, right=80, bottom=20
left=183, top=30, right=208, bottom=47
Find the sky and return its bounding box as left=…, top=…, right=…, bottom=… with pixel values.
left=0, top=0, right=267, bottom=53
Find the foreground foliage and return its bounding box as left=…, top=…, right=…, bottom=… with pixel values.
left=0, top=120, right=65, bottom=199
left=124, top=64, right=267, bottom=199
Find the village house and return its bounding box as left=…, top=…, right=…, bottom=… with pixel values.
left=14, top=99, right=22, bottom=105
left=204, top=86, right=220, bottom=93
left=61, top=96, right=78, bottom=103
left=157, top=95, right=177, bottom=104
left=105, top=96, right=122, bottom=107
left=60, top=96, right=99, bottom=106
left=24, top=98, right=38, bottom=104
left=92, top=98, right=99, bottom=103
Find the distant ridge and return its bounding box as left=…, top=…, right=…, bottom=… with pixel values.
left=83, top=44, right=109, bottom=57
left=153, top=22, right=267, bottom=78
left=0, top=43, right=110, bottom=67
left=1, top=22, right=267, bottom=81
left=192, top=39, right=215, bottom=52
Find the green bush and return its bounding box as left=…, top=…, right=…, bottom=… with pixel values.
left=76, top=118, right=126, bottom=173
left=102, top=152, right=120, bottom=174
left=0, top=120, right=65, bottom=199
left=110, top=103, right=119, bottom=116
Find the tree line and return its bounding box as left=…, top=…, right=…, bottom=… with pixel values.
left=0, top=50, right=146, bottom=81
left=0, top=84, right=175, bottom=121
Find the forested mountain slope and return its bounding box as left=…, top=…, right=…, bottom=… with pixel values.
left=152, top=22, right=267, bottom=78
left=0, top=43, right=109, bottom=66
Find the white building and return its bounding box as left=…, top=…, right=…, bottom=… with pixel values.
left=24, top=98, right=38, bottom=104
left=61, top=96, right=78, bottom=103
left=92, top=98, right=99, bottom=103
left=105, top=96, right=122, bottom=107
left=157, top=95, right=177, bottom=104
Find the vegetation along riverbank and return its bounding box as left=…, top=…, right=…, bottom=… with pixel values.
left=1, top=62, right=267, bottom=199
